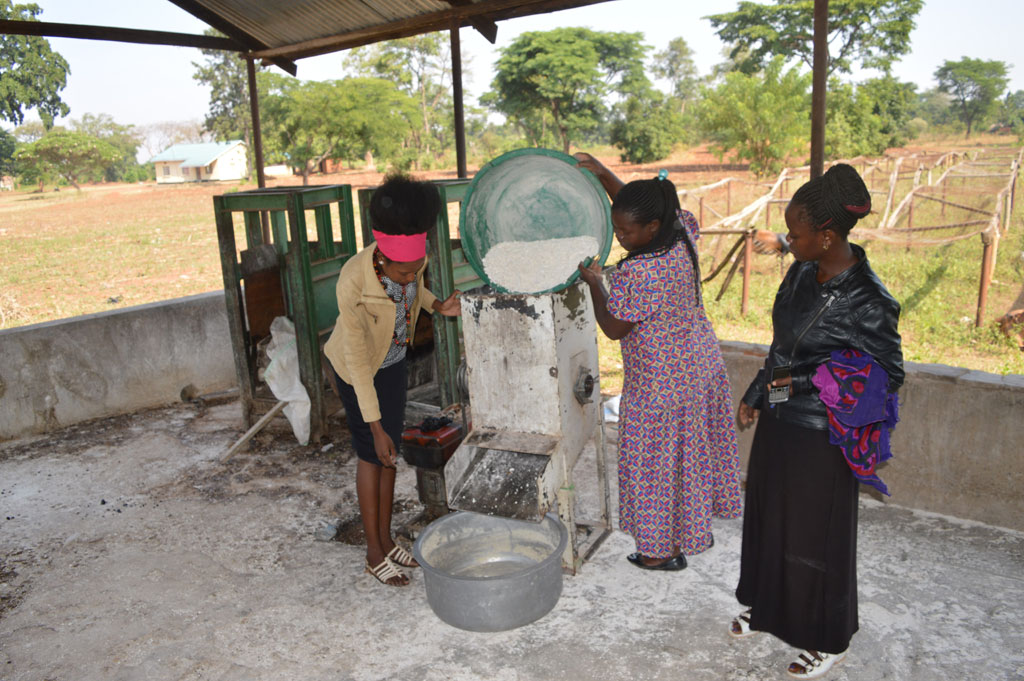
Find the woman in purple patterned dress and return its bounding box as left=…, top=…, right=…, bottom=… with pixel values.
left=575, top=153, right=742, bottom=570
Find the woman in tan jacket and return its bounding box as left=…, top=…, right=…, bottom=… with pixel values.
left=324, top=175, right=460, bottom=587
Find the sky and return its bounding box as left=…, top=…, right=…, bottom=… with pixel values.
left=9, top=0, right=1024, bottom=140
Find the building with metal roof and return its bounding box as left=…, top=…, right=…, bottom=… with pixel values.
left=150, top=140, right=247, bottom=183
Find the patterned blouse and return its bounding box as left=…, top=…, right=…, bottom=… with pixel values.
left=379, top=273, right=416, bottom=369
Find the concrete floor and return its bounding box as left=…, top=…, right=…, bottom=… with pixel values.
left=1, top=400, right=1022, bottom=681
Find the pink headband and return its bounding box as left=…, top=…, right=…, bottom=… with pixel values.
left=372, top=229, right=427, bottom=262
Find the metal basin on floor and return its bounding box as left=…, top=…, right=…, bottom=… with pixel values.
left=413, top=511, right=567, bottom=632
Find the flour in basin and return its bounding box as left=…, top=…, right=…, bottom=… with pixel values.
left=482, top=235, right=599, bottom=293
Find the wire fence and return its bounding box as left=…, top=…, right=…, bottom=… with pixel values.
left=676, top=148, right=1021, bottom=325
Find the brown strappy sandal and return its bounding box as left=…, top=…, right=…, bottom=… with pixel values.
left=365, top=558, right=408, bottom=586
left=387, top=544, right=418, bottom=568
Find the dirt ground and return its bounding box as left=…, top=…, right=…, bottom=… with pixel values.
left=0, top=145, right=748, bottom=327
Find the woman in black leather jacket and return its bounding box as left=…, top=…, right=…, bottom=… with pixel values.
left=729, top=164, right=903, bottom=679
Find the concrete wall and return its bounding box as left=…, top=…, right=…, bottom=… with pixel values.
left=0, top=292, right=235, bottom=441
left=2, top=300, right=1021, bottom=531
left=720, top=341, right=1024, bottom=532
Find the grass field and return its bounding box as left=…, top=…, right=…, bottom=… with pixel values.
left=2, top=141, right=1022, bottom=397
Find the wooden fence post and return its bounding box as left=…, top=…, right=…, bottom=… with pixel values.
left=975, top=231, right=997, bottom=327
left=741, top=230, right=753, bottom=316
left=699, top=196, right=705, bottom=228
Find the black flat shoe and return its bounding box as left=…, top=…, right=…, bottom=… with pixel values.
left=626, top=552, right=687, bottom=571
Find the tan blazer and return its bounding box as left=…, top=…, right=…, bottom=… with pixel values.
left=323, top=245, right=437, bottom=423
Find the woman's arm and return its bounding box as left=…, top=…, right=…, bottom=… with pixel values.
left=431, top=291, right=460, bottom=316
left=574, top=152, right=624, bottom=200
left=578, top=260, right=634, bottom=340
left=854, top=299, right=904, bottom=392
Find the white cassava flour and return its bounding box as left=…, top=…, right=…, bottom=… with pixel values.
left=481, top=235, right=599, bottom=293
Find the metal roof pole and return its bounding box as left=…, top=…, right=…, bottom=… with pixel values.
left=810, top=0, right=828, bottom=180
left=451, top=21, right=468, bottom=179
left=246, top=55, right=270, bottom=242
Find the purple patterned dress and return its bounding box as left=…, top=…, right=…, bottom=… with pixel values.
left=607, top=210, right=742, bottom=557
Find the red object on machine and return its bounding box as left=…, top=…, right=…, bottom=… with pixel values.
left=401, top=420, right=465, bottom=469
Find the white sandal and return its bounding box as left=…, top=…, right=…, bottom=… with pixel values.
left=786, top=649, right=847, bottom=679
left=387, top=544, right=418, bottom=568
left=365, top=558, right=408, bottom=586
left=728, top=609, right=758, bottom=638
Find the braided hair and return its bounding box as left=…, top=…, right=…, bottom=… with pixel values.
left=613, top=177, right=690, bottom=265
left=369, top=173, right=441, bottom=236
left=790, top=163, right=872, bottom=238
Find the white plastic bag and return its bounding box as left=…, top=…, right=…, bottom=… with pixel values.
left=263, top=316, right=311, bottom=445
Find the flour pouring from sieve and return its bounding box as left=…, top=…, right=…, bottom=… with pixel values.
left=481, top=235, right=599, bottom=293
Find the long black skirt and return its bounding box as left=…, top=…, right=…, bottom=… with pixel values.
left=735, top=411, right=859, bottom=654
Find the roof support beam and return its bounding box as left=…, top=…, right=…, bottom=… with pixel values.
left=164, top=0, right=297, bottom=75
left=450, top=21, right=467, bottom=179
left=810, top=0, right=828, bottom=179
left=442, top=0, right=498, bottom=43
left=250, top=0, right=613, bottom=61
left=0, top=19, right=243, bottom=51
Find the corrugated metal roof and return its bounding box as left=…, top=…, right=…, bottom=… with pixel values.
left=168, top=0, right=615, bottom=63
left=150, top=140, right=244, bottom=167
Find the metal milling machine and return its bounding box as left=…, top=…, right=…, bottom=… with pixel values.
left=441, top=149, right=614, bottom=574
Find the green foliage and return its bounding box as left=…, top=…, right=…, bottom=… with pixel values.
left=70, top=113, right=143, bottom=182
left=706, top=0, right=922, bottom=78
left=911, top=87, right=954, bottom=129
left=935, top=58, right=1010, bottom=137
left=0, top=1, right=70, bottom=127
left=0, top=127, right=14, bottom=175
left=859, top=75, right=917, bottom=148
left=484, top=27, right=650, bottom=153
left=192, top=30, right=262, bottom=174
left=344, top=33, right=452, bottom=166
left=997, top=90, right=1024, bottom=139
left=697, top=56, right=810, bottom=176
left=825, top=80, right=886, bottom=158
left=259, top=74, right=416, bottom=183
left=610, top=90, right=684, bottom=163
left=653, top=37, right=699, bottom=107
left=14, top=129, right=120, bottom=190
left=824, top=76, right=917, bottom=158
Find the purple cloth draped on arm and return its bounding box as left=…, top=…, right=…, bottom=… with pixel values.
left=811, top=349, right=900, bottom=495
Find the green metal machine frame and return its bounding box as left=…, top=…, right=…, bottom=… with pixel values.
left=358, top=179, right=482, bottom=409
left=214, top=184, right=357, bottom=442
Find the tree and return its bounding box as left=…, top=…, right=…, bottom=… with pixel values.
left=824, top=80, right=886, bottom=159
left=260, top=75, right=416, bottom=184
left=935, top=58, right=1010, bottom=138
left=344, top=33, right=453, bottom=167
left=911, top=88, right=954, bottom=128
left=70, top=113, right=143, bottom=182
left=999, top=91, right=1024, bottom=141
left=138, top=120, right=212, bottom=161
left=652, top=37, right=699, bottom=112
left=192, top=30, right=263, bottom=175
left=484, top=28, right=649, bottom=154
left=0, top=127, right=15, bottom=176
left=0, top=1, right=71, bottom=127
left=13, top=120, right=50, bottom=144
left=611, top=89, right=685, bottom=163
left=14, top=129, right=119, bottom=190
left=858, top=76, right=917, bottom=149
left=697, top=56, right=811, bottom=177
left=706, top=0, right=922, bottom=78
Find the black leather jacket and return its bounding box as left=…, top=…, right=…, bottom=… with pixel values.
left=742, top=244, right=904, bottom=430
